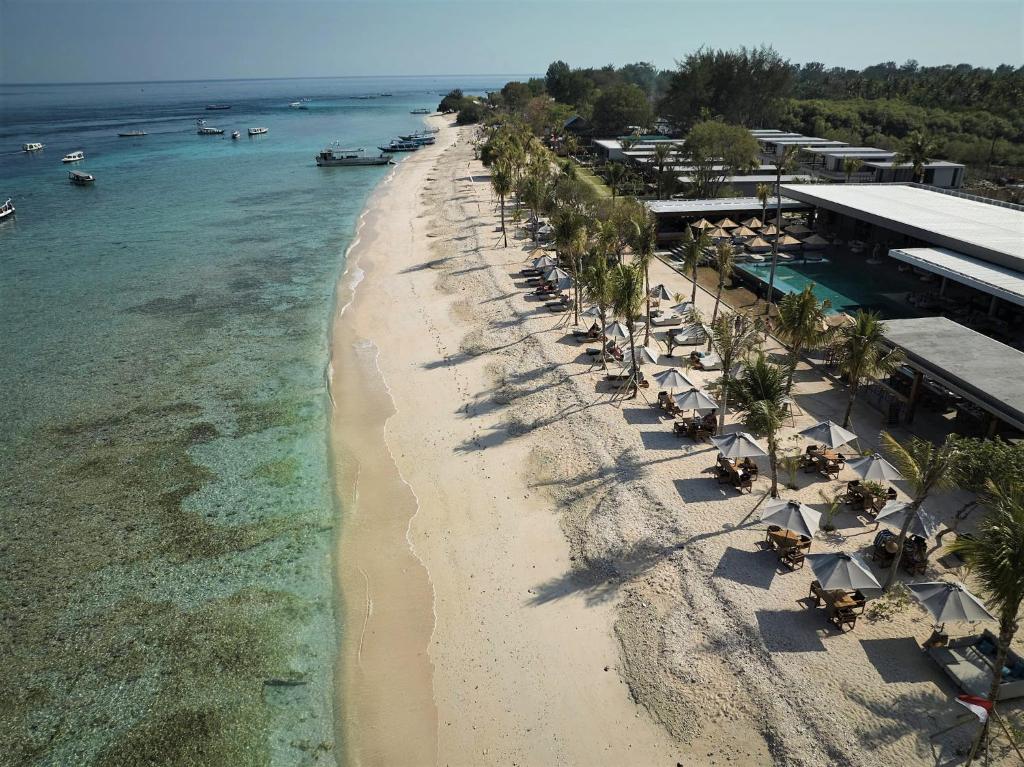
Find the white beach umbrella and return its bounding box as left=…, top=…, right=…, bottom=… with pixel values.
left=652, top=368, right=695, bottom=391
left=673, top=388, right=718, bottom=413
left=649, top=283, right=673, bottom=301
left=760, top=499, right=821, bottom=538
left=581, top=305, right=603, bottom=318
left=605, top=322, right=631, bottom=341
left=544, top=267, right=571, bottom=283
left=875, top=500, right=941, bottom=539
left=532, top=254, right=558, bottom=269
left=798, top=420, right=858, bottom=449
left=806, top=552, right=881, bottom=591
left=711, top=432, right=769, bottom=459
left=669, top=301, right=694, bottom=316
left=847, top=453, right=904, bottom=482
left=908, top=582, right=994, bottom=625
left=636, top=345, right=661, bottom=366
left=537, top=223, right=553, bottom=237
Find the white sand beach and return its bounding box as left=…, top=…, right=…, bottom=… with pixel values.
left=329, top=119, right=1015, bottom=766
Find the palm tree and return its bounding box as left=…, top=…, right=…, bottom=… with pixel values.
left=756, top=183, right=771, bottom=226
left=894, top=130, right=938, bottom=184
left=707, top=312, right=761, bottom=430
left=552, top=206, right=589, bottom=326
left=765, top=146, right=799, bottom=314
left=582, top=251, right=615, bottom=369
left=948, top=481, right=1024, bottom=765
left=628, top=210, right=658, bottom=345
left=710, top=243, right=734, bottom=327
left=843, top=157, right=863, bottom=183
left=520, top=165, right=550, bottom=243
left=680, top=228, right=710, bottom=306
left=491, top=160, right=513, bottom=247
left=605, top=163, right=626, bottom=202
left=652, top=142, right=674, bottom=200
left=879, top=432, right=959, bottom=589
left=729, top=353, right=789, bottom=497
left=834, top=310, right=903, bottom=428
left=775, top=283, right=833, bottom=391
left=610, top=262, right=645, bottom=397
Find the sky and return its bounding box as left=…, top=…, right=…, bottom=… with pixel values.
left=1, top=0, right=1022, bottom=84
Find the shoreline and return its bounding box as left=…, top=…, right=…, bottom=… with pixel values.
left=328, top=135, right=445, bottom=766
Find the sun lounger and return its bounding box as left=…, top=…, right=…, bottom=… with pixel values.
left=651, top=313, right=682, bottom=327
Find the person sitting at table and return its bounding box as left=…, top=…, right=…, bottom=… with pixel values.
left=701, top=410, right=717, bottom=429
left=739, top=457, right=758, bottom=474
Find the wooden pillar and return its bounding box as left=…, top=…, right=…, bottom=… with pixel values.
left=905, top=370, right=923, bottom=424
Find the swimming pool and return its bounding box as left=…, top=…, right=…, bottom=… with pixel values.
left=736, top=256, right=919, bottom=318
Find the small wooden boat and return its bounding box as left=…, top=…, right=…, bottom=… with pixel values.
left=205, top=104, right=231, bottom=110
left=69, top=170, right=95, bottom=185
left=196, top=119, right=224, bottom=135
left=118, top=130, right=146, bottom=137
left=248, top=127, right=268, bottom=136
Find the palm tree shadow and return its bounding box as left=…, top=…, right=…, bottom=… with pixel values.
left=527, top=538, right=682, bottom=607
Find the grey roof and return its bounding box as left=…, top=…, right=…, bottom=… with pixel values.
left=646, top=197, right=809, bottom=217
left=862, top=159, right=965, bottom=169
left=766, top=137, right=847, bottom=146
left=805, top=146, right=896, bottom=157
left=780, top=184, right=1024, bottom=270
left=883, top=317, right=1024, bottom=430
left=889, top=247, right=1024, bottom=307
left=750, top=129, right=795, bottom=136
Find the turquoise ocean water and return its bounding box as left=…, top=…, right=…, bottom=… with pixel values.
left=0, top=76, right=506, bottom=766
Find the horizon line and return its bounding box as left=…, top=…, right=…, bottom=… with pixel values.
left=0, top=73, right=539, bottom=88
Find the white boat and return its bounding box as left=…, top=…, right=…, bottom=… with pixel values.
left=69, top=170, right=95, bottom=185
left=0, top=198, right=14, bottom=220
left=196, top=119, right=224, bottom=135
left=231, top=130, right=241, bottom=140
left=22, top=142, right=44, bottom=152
left=62, top=151, right=85, bottom=163
left=248, top=127, right=268, bottom=136
left=118, top=130, right=146, bottom=137
left=410, top=108, right=430, bottom=115
left=289, top=101, right=308, bottom=110
left=315, top=145, right=393, bottom=167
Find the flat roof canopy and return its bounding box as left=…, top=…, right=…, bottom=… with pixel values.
left=675, top=174, right=806, bottom=184
left=884, top=317, right=1024, bottom=431
left=889, top=247, right=1024, bottom=308
left=780, top=184, right=1024, bottom=270
left=646, top=197, right=808, bottom=217
left=766, top=137, right=846, bottom=146
left=805, top=147, right=896, bottom=157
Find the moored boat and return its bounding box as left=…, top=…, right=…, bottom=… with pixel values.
left=248, top=127, right=268, bottom=136
left=289, top=101, right=308, bottom=110
left=118, top=130, right=146, bottom=137
left=378, top=140, right=420, bottom=153
left=22, top=142, right=44, bottom=152
left=315, top=145, right=393, bottom=167
left=69, top=170, right=95, bottom=185
left=205, top=104, right=231, bottom=110
left=0, top=198, right=14, bottom=220
left=196, top=119, right=224, bottom=135
left=410, top=108, right=430, bottom=114
left=62, top=151, right=85, bottom=163
left=231, top=130, right=240, bottom=140
left=398, top=132, right=436, bottom=145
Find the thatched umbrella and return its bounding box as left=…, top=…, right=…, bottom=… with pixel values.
left=715, top=217, right=740, bottom=229
left=691, top=218, right=713, bottom=230
left=746, top=236, right=772, bottom=253
left=741, top=216, right=763, bottom=228
left=706, top=227, right=731, bottom=240
left=776, top=234, right=802, bottom=250
left=731, top=226, right=757, bottom=238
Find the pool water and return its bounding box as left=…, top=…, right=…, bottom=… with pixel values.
left=737, top=254, right=920, bottom=318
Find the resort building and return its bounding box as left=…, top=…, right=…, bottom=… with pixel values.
left=751, top=130, right=966, bottom=189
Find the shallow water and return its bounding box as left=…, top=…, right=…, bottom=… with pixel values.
left=0, top=75, right=506, bottom=765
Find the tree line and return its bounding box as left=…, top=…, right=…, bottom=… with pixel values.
left=482, top=50, right=1023, bottom=173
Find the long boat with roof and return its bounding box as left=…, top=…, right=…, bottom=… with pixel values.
left=23, top=142, right=45, bottom=152
left=378, top=139, right=420, bottom=153
left=315, top=145, right=393, bottom=167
